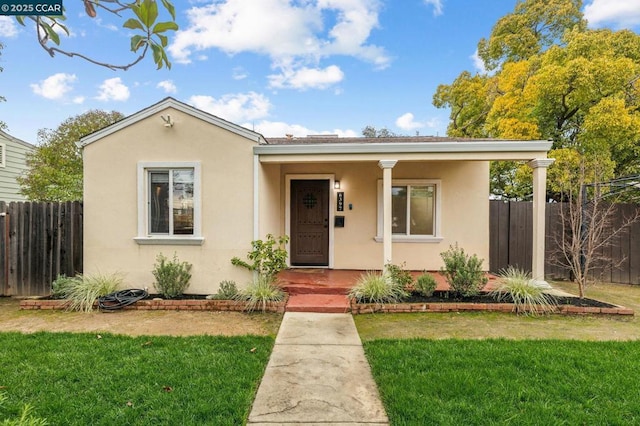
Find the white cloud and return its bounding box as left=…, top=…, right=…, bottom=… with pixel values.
left=423, top=0, right=444, bottom=16
left=269, top=64, right=344, bottom=90
left=395, top=113, right=424, bottom=131
left=0, top=17, right=18, bottom=37
left=245, top=120, right=357, bottom=138
left=30, top=73, right=77, bottom=100
left=72, top=96, right=85, bottom=104
left=95, top=18, right=119, bottom=32
left=96, top=77, right=130, bottom=101
left=168, top=0, right=389, bottom=89
left=584, top=0, right=640, bottom=29
left=471, top=49, right=486, bottom=74
left=232, top=67, right=248, bottom=80
left=157, top=80, right=177, bottom=94
left=189, top=92, right=271, bottom=122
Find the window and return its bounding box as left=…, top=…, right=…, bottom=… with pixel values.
left=136, top=162, right=203, bottom=245
left=376, top=179, right=442, bottom=242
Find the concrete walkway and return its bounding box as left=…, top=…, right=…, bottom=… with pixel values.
left=248, top=312, right=389, bottom=425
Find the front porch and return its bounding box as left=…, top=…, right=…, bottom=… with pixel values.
left=277, top=269, right=499, bottom=313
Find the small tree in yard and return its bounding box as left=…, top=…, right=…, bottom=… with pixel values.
left=550, top=155, right=640, bottom=298
left=231, top=234, right=289, bottom=280
left=553, top=185, right=640, bottom=299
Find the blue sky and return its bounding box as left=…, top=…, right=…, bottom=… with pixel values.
left=1, top=0, right=639, bottom=144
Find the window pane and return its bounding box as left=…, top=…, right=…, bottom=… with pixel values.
left=392, top=186, right=407, bottom=234
left=410, top=185, right=434, bottom=235
left=172, top=170, right=194, bottom=235
left=150, top=172, right=169, bottom=233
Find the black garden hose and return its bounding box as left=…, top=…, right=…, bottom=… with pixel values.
left=98, top=289, right=148, bottom=311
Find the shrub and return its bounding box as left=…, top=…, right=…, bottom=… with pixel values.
left=440, top=243, right=488, bottom=297
left=235, top=274, right=285, bottom=312
left=385, top=262, right=414, bottom=290
left=51, top=275, right=77, bottom=299
left=54, top=272, right=123, bottom=312
left=490, top=266, right=557, bottom=315
left=348, top=271, right=408, bottom=304
left=152, top=253, right=192, bottom=299
left=415, top=273, right=437, bottom=297
left=231, top=234, right=289, bottom=280
left=207, top=280, right=239, bottom=300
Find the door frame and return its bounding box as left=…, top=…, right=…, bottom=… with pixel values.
left=285, top=174, right=336, bottom=268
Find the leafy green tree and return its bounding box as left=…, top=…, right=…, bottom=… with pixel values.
left=18, top=110, right=124, bottom=201
left=15, top=0, right=178, bottom=70
left=433, top=0, right=640, bottom=200
left=362, top=126, right=399, bottom=138
left=477, top=0, right=585, bottom=71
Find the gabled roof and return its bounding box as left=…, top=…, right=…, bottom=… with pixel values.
left=0, top=129, right=35, bottom=149
left=78, top=97, right=267, bottom=147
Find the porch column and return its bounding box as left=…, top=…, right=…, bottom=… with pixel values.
left=378, top=160, right=398, bottom=269
left=528, top=158, right=555, bottom=285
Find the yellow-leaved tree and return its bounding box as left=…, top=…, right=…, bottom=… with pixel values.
left=433, top=0, right=640, bottom=200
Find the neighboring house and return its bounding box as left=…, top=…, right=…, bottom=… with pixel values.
left=0, top=130, right=34, bottom=202
left=78, top=98, right=553, bottom=294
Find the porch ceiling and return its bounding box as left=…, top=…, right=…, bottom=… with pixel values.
left=254, top=140, right=553, bottom=163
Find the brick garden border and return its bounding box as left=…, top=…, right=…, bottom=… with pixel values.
left=349, top=300, right=634, bottom=316
left=19, top=296, right=633, bottom=316
left=20, top=297, right=287, bottom=313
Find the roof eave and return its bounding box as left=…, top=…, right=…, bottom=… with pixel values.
left=253, top=140, right=553, bottom=155
left=0, top=129, right=35, bottom=149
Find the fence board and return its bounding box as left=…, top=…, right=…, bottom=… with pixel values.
left=490, top=200, right=640, bottom=285
left=507, top=201, right=532, bottom=272
left=0, top=202, right=7, bottom=294
left=489, top=201, right=509, bottom=272
left=0, top=202, right=83, bottom=296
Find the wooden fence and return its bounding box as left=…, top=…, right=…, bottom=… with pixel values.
left=2, top=199, right=639, bottom=295
left=0, top=201, right=83, bottom=296
left=489, top=200, right=640, bottom=285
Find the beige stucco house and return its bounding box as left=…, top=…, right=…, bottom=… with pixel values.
left=79, top=98, right=553, bottom=294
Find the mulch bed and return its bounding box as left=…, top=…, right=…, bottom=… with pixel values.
left=399, top=290, right=615, bottom=308
left=350, top=290, right=633, bottom=315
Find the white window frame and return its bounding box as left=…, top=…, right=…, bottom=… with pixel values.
left=375, top=179, right=443, bottom=243
left=135, top=161, right=203, bottom=245
left=0, top=142, right=5, bottom=168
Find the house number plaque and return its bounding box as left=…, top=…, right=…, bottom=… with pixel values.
left=337, top=192, right=344, bottom=211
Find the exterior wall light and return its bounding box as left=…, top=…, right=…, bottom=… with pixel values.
left=334, top=180, right=341, bottom=189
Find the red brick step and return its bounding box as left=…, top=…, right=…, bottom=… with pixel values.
left=285, top=294, right=350, bottom=313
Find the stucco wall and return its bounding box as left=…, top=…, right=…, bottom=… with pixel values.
left=258, top=163, right=282, bottom=238
left=83, top=107, right=255, bottom=294
left=276, top=160, right=490, bottom=271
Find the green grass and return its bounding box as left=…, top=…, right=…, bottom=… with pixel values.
left=364, top=339, right=640, bottom=425
left=0, top=332, right=274, bottom=425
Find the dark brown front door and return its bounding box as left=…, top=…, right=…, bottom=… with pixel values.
left=290, top=179, right=329, bottom=266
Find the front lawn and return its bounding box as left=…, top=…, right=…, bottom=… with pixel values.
left=0, top=332, right=273, bottom=425
left=364, top=339, right=640, bottom=425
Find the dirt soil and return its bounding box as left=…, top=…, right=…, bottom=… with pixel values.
left=0, top=298, right=282, bottom=337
